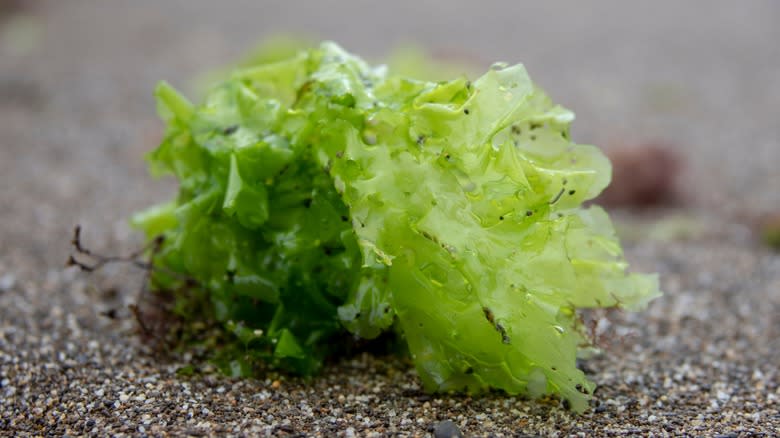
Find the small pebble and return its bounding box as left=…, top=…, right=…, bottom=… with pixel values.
left=433, top=420, right=463, bottom=438
left=0, top=273, right=15, bottom=292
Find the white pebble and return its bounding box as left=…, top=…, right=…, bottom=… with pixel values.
left=0, top=274, right=16, bottom=291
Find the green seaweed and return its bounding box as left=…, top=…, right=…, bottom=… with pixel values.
left=134, top=42, right=660, bottom=411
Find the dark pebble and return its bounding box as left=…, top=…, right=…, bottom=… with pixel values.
left=434, top=420, right=463, bottom=438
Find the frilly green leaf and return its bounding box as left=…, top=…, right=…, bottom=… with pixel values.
left=135, top=41, right=660, bottom=411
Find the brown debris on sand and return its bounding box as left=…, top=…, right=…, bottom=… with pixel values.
left=597, top=143, right=683, bottom=208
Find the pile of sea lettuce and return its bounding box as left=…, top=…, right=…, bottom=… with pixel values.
left=133, top=42, right=660, bottom=411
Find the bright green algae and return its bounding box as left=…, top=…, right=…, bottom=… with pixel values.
left=134, top=42, right=660, bottom=411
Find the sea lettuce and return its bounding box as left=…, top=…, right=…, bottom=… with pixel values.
left=134, top=42, right=660, bottom=411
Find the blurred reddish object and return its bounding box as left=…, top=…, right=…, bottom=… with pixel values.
left=596, top=143, right=683, bottom=208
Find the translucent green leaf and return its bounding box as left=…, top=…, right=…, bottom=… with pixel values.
left=274, top=329, right=306, bottom=359
left=134, top=41, right=660, bottom=412
left=223, top=154, right=269, bottom=229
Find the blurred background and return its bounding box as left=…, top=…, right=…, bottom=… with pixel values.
left=1, top=1, right=778, bottom=434
left=2, top=0, right=779, bottom=271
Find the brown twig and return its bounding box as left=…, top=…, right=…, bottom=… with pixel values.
left=65, top=224, right=203, bottom=349
left=67, top=225, right=162, bottom=272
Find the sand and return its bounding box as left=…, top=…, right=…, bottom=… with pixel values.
left=1, top=1, right=778, bottom=435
